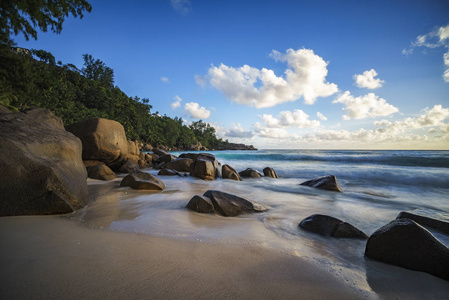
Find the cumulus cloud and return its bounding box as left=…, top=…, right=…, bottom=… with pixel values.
left=161, top=76, right=170, bottom=83
left=403, top=23, right=449, bottom=82
left=171, top=95, right=182, bottom=109
left=206, top=48, right=338, bottom=108
left=333, top=91, right=399, bottom=120
left=353, top=69, right=384, bottom=89
left=184, top=102, right=211, bottom=119
left=253, top=122, right=293, bottom=139
left=170, top=0, right=192, bottom=15
left=225, top=124, right=254, bottom=138
left=316, top=112, right=328, bottom=121
left=261, top=109, right=320, bottom=128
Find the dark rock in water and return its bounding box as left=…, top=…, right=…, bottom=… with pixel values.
left=164, top=158, right=193, bottom=172
left=158, top=154, right=177, bottom=164
left=263, top=167, right=278, bottom=178
left=186, top=195, right=215, bottom=213
left=300, top=175, right=342, bottom=192
left=190, top=154, right=221, bottom=181
left=120, top=172, right=165, bottom=190
left=365, top=219, right=449, bottom=281
left=239, top=168, right=263, bottom=178
left=179, top=153, right=201, bottom=160
left=153, top=162, right=167, bottom=170
left=202, top=190, right=267, bottom=217
left=87, top=164, right=116, bottom=181
left=222, top=164, right=242, bottom=181
left=0, top=108, right=89, bottom=216
left=158, top=169, right=181, bottom=176
left=152, top=148, right=169, bottom=157
left=299, top=214, right=368, bottom=239
left=396, top=209, right=449, bottom=235
left=66, top=118, right=128, bottom=167
left=118, top=159, right=140, bottom=173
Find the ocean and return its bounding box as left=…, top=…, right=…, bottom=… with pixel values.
left=72, top=149, right=449, bottom=295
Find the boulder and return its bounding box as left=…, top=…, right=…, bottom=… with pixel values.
left=153, top=162, right=167, bottom=170
left=164, top=158, right=193, bottom=172
left=396, top=209, right=449, bottom=235
left=83, top=160, right=105, bottom=167
left=118, top=159, right=140, bottom=174
left=120, top=172, right=165, bottom=190
left=0, top=108, right=88, bottom=216
left=190, top=154, right=221, bottom=181
left=158, top=154, right=177, bottom=164
left=300, top=175, right=342, bottom=192
left=87, top=164, right=116, bottom=181
left=299, top=214, right=368, bottom=239
left=222, top=164, right=242, bottom=181
left=263, top=167, right=278, bottom=178
left=239, top=168, right=263, bottom=178
left=158, top=169, right=182, bottom=176
left=65, top=118, right=128, bottom=167
left=179, top=153, right=200, bottom=160
left=141, top=143, right=153, bottom=151
left=365, top=219, right=449, bottom=281
left=186, top=195, right=215, bottom=213
left=127, top=140, right=141, bottom=165
left=0, top=104, right=12, bottom=113
left=201, top=190, right=267, bottom=217
left=152, top=148, right=169, bottom=157
left=138, top=153, right=153, bottom=168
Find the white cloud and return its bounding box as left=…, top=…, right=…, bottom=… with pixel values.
left=184, top=102, right=211, bottom=119
left=170, top=0, right=192, bottom=15
left=353, top=69, right=384, bottom=89
left=403, top=23, right=449, bottom=82
left=333, top=91, right=399, bottom=120
left=225, top=124, right=254, bottom=138
left=253, top=122, right=293, bottom=139
left=207, top=48, right=338, bottom=108
left=171, top=95, right=182, bottom=109
left=194, top=75, right=207, bottom=87
left=261, top=109, right=320, bottom=128
left=316, top=112, right=328, bottom=121
left=161, top=76, right=170, bottom=83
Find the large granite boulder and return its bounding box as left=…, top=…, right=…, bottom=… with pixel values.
left=300, top=175, right=342, bottom=192
left=164, top=158, right=193, bottom=172
left=120, top=172, right=165, bottom=190
left=87, top=164, right=116, bottom=181
left=158, top=154, right=177, bottom=164
left=396, top=209, right=449, bottom=235
left=65, top=118, right=128, bottom=167
left=263, top=167, right=278, bottom=178
left=188, top=190, right=268, bottom=217
left=299, top=214, right=368, bottom=239
left=118, top=159, right=140, bottom=174
left=365, top=219, right=449, bottom=281
left=239, top=168, right=263, bottom=178
left=152, top=148, right=169, bottom=157
left=190, top=153, right=221, bottom=181
left=0, top=108, right=89, bottom=216
left=222, top=164, right=242, bottom=181
left=126, top=140, right=141, bottom=165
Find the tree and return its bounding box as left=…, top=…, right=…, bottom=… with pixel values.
left=81, top=54, right=114, bottom=88
left=0, top=0, right=92, bottom=45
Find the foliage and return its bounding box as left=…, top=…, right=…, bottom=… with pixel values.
left=0, top=46, right=227, bottom=149
left=0, top=0, right=92, bottom=45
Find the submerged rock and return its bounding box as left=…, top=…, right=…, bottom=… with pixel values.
left=299, top=214, right=368, bottom=239
left=300, top=175, right=342, bottom=192
left=239, top=168, right=263, bottom=178
left=120, top=172, right=165, bottom=190
left=365, top=219, right=449, bottom=281
left=222, top=164, right=242, bottom=181
left=396, top=209, right=449, bottom=235
left=87, top=164, right=116, bottom=181
left=263, top=167, right=278, bottom=178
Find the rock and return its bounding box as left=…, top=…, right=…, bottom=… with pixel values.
left=118, top=159, right=140, bottom=173
left=153, top=162, right=167, bottom=170
left=0, top=108, right=88, bottom=216
left=158, top=169, right=182, bottom=176
left=263, top=167, right=278, bottom=178
left=190, top=154, right=221, bottom=181
left=202, top=190, right=267, bottom=217
left=0, top=104, right=12, bottom=113
left=158, top=154, right=177, bottom=164
left=120, top=172, right=165, bottom=190
left=300, top=175, right=342, bottom=192
left=396, top=209, right=449, bottom=235
left=152, top=148, right=169, bottom=157
left=127, top=140, right=141, bottom=165
left=164, top=158, right=193, bottom=172
left=138, top=153, right=153, bottom=168
left=141, top=143, right=153, bottom=151
left=186, top=195, right=215, bottom=213
left=239, top=168, right=263, bottom=178
left=222, top=164, right=242, bottom=181
left=365, top=219, right=449, bottom=281
left=87, top=164, right=116, bottom=181
left=65, top=118, right=128, bottom=167
left=299, top=214, right=368, bottom=239
left=83, top=160, right=105, bottom=167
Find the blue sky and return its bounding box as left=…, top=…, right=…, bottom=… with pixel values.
left=15, top=0, right=449, bottom=149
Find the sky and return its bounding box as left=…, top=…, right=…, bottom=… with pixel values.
left=14, top=0, right=449, bottom=149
